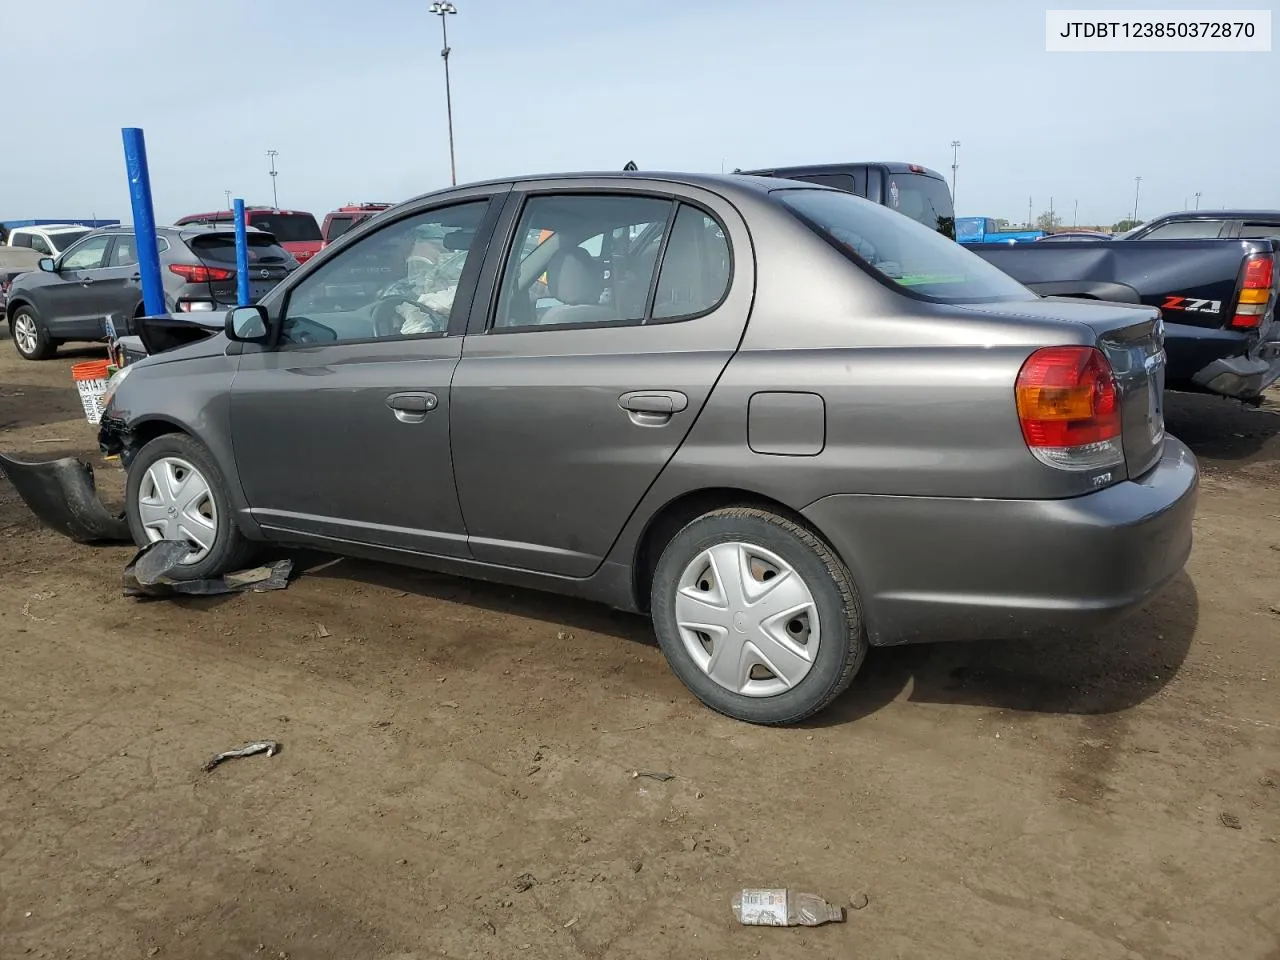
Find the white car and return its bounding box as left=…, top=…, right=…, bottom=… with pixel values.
left=4, top=224, right=94, bottom=257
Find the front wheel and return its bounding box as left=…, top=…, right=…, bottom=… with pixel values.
left=125, top=433, right=255, bottom=580
left=9, top=305, right=55, bottom=360
left=650, top=507, right=866, bottom=725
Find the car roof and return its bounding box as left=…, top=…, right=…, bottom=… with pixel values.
left=391, top=171, right=835, bottom=210
left=16, top=223, right=91, bottom=233
left=1145, top=209, right=1280, bottom=222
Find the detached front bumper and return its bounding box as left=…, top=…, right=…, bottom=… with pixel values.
left=0, top=451, right=131, bottom=544
left=802, top=437, right=1199, bottom=647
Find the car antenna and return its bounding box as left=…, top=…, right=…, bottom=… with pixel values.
left=623, top=161, right=638, bottom=171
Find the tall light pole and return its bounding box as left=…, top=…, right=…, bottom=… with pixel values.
left=1194, top=191, right=1201, bottom=210
left=1073, top=199, right=1078, bottom=228
left=1132, top=175, right=1142, bottom=224
left=430, top=2, right=459, bottom=186
left=224, top=189, right=232, bottom=210
left=266, top=149, right=279, bottom=208
left=949, top=140, right=960, bottom=207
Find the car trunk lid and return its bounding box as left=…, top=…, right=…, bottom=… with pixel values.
left=185, top=234, right=293, bottom=305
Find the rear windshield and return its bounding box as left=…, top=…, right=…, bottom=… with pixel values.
left=777, top=188, right=1031, bottom=303
left=188, top=234, right=292, bottom=264
left=51, top=229, right=91, bottom=250
left=324, top=215, right=356, bottom=241
left=884, top=173, right=955, bottom=237
left=248, top=212, right=321, bottom=243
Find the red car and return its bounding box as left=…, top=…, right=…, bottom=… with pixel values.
left=320, top=203, right=394, bottom=249
left=174, top=207, right=324, bottom=264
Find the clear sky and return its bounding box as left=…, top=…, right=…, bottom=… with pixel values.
left=3, top=0, right=1276, bottom=228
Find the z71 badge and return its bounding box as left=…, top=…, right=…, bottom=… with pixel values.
left=1160, top=295, right=1221, bottom=314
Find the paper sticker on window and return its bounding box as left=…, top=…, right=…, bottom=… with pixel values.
left=889, top=180, right=900, bottom=208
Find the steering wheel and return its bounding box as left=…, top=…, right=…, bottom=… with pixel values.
left=372, top=295, right=448, bottom=338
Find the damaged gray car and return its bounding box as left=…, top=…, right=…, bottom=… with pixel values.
left=13, top=172, right=1199, bottom=724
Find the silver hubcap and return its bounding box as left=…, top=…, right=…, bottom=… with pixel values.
left=675, top=542, right=820, bottom=697
left=135, top=457, right=218, bottom=563
left=13, top=314, right=38, bottom=355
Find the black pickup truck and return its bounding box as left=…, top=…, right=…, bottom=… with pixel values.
left=969, top=234, right=1279, bottom=403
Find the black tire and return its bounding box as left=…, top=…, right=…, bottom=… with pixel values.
left=9, top=304, right=55, bottom=360
left=125, top=433, right=255, bottom=580
left=650, top=507, right=866, bottom=725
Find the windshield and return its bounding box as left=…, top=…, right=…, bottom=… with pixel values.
left=50, top=229, right=91, bottom=251
left=778, top=188, right=1032, bottom=303
left=248, top=213, right=322, bottom=243
left=325, top=215, right=356, bottom=241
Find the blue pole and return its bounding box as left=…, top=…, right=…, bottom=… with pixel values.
left=233, top=198, right=250, bottom=306
left=121, top=128, right=165, bottom=318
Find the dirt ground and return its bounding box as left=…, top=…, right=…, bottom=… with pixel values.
left=1, top=340, right=1277, bottom=960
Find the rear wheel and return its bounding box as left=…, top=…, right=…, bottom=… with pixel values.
left=125, top=433, right=255, bottom=580
left=650, top=507, right=866, bottom=725
left=9, top=305, right=55, bottom=360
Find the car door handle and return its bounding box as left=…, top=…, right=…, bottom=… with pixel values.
left=386, top=391, right=437, bottom=423
left=80, top=276, right=95, bottom=285
left=618, top=390, right=688, bottom=426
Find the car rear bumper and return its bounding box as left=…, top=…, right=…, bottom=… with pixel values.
left=801, top=437, right=1199, bottom=646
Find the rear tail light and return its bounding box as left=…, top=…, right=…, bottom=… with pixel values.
left=1015, top=346, right=1124, bottom=471
left=169, top=263, right=233, bottom=283
left=1231, top=252, right=1276, bottom=330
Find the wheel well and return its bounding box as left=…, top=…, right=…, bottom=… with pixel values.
left=130, top=419, right=189, bottom=450
left=631, top=488, right=828, bottom=613
left=5, top=297, right=32, bottom=318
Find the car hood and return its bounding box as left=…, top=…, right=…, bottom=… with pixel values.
left=134, top=312, right=228, bottom=361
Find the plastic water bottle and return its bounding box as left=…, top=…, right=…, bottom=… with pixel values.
left=731, top=889, right=845, bottom=926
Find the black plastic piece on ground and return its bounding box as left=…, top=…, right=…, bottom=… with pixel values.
left=0, top=452, right=131, bottom=544
left=122, top=540, right=293, bottom=598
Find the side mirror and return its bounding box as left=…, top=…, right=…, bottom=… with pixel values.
left=38, top=258, right=55, bottom=273
left=225, top=304, right=271, bottom=343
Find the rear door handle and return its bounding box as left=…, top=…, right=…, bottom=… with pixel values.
left=386, top=391, right=438, bottom=423
left=618, top=390, right=688, bottom=426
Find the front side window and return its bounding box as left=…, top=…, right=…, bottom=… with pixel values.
left=493, top=194, right=732, bottom=330
left=1240, top=222, right=1280, bottom=240
left=280, top=200, right=488, bottom=345
left=778, top=188, right=1031, bottom=304
left=60, top=235, right=111, bottom=271
left=29, top=235, right=52, bottom=255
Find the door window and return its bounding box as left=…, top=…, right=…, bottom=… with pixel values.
left=29, top=234, right=52, bottom=255
left=1140, top=219, right=1228, bottom=239
left=110, top=236, right=139, bottom=267
left=1239, top=222, right=1280, bottom=241
left=493, top=194, right=732, bottom=330
left=60, top=235, right=111, bottom=271
left=11, top=233, right=32, bottom=249
left=280, top=200, right=489, bottom=345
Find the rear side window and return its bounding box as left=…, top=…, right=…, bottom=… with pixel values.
left=792, top=173, right=858, bottom=193
left=884, top=173, right=955, bottom=237
left=1140, top=219, right=1228, bottom=240
left=492, top=194, right=732, bottom=330
left=188, top=234, right=292, bottom=264
left=11, top=233, right=32, bottom=248
left=249, top=213, right=322, bottom=243
left=778, top=188, right=1031, bottom=304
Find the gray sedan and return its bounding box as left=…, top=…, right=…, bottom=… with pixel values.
left=97, top=172, right=1198, bottom=724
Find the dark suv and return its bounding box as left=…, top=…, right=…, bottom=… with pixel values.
left=735, top=162, right=956, bottom=239
left=174, top=207, right=324, bottom=264
left=4, top=224, right=297, bottom=360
